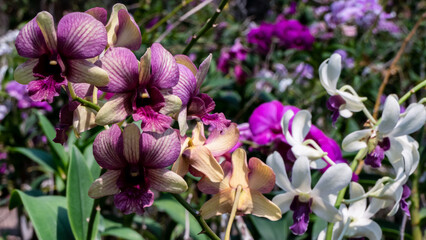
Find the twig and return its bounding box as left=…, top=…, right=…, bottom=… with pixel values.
left=372, top=13, right=425, bottom=119
left=172, top=193, right=220, bottom=240
left=411, top=163, right=422, bottom=240
left=182, top=0, right=229, bottom=54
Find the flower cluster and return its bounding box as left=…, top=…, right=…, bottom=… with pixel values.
left=247, top=16, right=314, bottom=54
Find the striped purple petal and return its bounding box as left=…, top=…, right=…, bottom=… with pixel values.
left=150, top=43, right=179, bottom=89
left=195, top=54, right=212, bottom=90
left=93, top=124, right=127, bottom=170
left=98, top=47, right=139, bottom=93
left=57, top=12, right=107, bottom=59
left=175, top=55, right=197, bottom=75
left=140, top=128, right=181, bottom=169
left=85, top=7, right=108, bottom=25
left=15, top=17, right=48, bottom=58
left=172, top=64, right=197, bottom=106
left=114, top=9, right=142, bottom=50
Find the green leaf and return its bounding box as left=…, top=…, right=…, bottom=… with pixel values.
left=67, top=146, right=97, bottom=240
left=9, top=190, right=74, bottom=240
left=9, top=147, right=55, bottom=173
left=83, top=144, right=101, bottom=179
left=37, top=113, right=68, bottom=169
left=250, top=213, right=289, bottom=240
left=102, top=227, right=144, bottom=240
left=154, top=194, right=208, bottom=240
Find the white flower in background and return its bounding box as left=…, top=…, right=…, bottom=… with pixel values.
left=342, top=95, right=425, bottom=174
left=266, top=152, right=352, bottom=235
left=319, top=53, right=367, bottom=124
left=281, top=110, right=329, bottom=168
left=318, top=182, right=386, bottom=240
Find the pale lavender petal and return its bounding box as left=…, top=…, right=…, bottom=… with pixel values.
left=98, top=47, right=139, bottom=93
left=148, top=168, right=188, bottom=193
left=72, top=83, right=93, bottom=98
left=14, top=59, right=39, bottom=84
left=95, top=92, right=133, bottom=125
left=150, top=43, right=179, bottom=89
left=114, top=9, right=142, bottom=50
left=88, top=170, right=120, bottom=198
left=66, top=59, right=109, bottom=86
left=85, top=7, right=107, bottom=25
left=57, top=12, right=107, bottom=59
left=195, top=54, right=212, bottom=90
left=172, top=64, right=197, bottom=106
left=114, top=188, right=154, bottom=215
left=141, top=128, right=181, bottom=169
left=36, top=11, right=57, bottom=55
left=93, top=124, right=127, bottom=170
left=15, top=17, right=48, bottom=58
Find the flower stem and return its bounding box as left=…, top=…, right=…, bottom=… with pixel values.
left=225, top=185, right=243, bottom=240
left=86, top=198, right=100, bottom=240
left=325, top=148, right=365, bottom=240
left=182, top=0, right=229, bottom=54
left=171, top=193, right=220, bottom=240
left=411, top=162, right=422, bottom=240
left=398, top=79, right=426, bottom=105
left=67, top=83, right=100, bottom=112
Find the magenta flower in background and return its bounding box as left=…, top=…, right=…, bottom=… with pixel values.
left=6, top=81, right=52, bottom=111
left=88, top=124, right=187, bottom=215
left=247, top=23, right=275, bottom=54
left=14, top=11, right=109, bottom=103
left=274, top=18, right=314, bottom=51
left=95, top=43, right=179, bottom=132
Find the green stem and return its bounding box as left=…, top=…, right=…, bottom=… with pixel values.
left=325, top=149, right=366, bottom=240
left=398, top=79, right=426, bottom=105
left=144, top=0, right=194, bottom=35
left=172, top=193, right=220, bottom=240
left=182, top=0, right=229, bottom=54
left=411, top=164, right=422, bottom=240
left=225, top=185, right=242, bottom=240
left=86, top=198, right=100, bottom=240
left=67, top=82, right=101, bottom=112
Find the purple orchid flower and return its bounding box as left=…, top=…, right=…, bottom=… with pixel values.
left=14, top=11, right=109, bottom=103
left=95, top=44, right=180, bottom=133
left=88, top=123, right=187, bottom=215
left=6, top=80, right=52, bottom=111
left=86, top=3, right=142, bottom=50
left=400, top=184, right=411, bottom=217
left=171, top=54, right=231, bottom=135
left=247, top=23, right=275, bottom=54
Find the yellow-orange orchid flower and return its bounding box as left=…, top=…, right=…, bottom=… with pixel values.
left=172, top=121, right=239, bottom=182
left=197, top=148, right=281, bottom=221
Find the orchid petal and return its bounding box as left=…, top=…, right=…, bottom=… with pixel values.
left=266, top=152, right=293, bottom=192
left=14, top=59, right=38, bottom=84
left=310, top=159, right=328, bottom=169
left=250, top=190, right=282, bottom=221
left=141, top=128, right=181, bottom=168
left=312, top=163, right=352, bottom=198
left=99, top=47, right=139, bottom=93
left=66, top=59, right=109, bottom=86
left=196, top=54, right=212, bottom=90
left=105, top=4, right=125, bottom=46
left=150, top=43, right=179, bottom=89
left=311, top=196, right=341, bottom=222
left=177, top=107, right=188, bottom=136
left=139, top=48, right=151, bottom=86
left=57, top=12, right=107, bottom=59
left=348, top=182, right=366, bottom=219
left=160, top=95, right=182, bottom=116
left=347, top=220, right=382, bottom=240
left=73, top=105, right=97, bottom=135
left=36, top=11, right=57, bottom=55
left=191, top=122, right=207, bottom=145
left=95, top=93, right=133, bottom=125
left=272, top=192, right=295, bottom=214
left=342, top=129, right=371, bottom=152
left=339, top=108, right=353, bottom=118
left=175, top=55, right=197, bottom=76
left=197, top=174, right=231, bottom=194
left=182, top=146, right=224, bottom=182
left=200, top=188, right=233, bottom=219
left=204, top=123, right=239, bottom=156
left=229, top=148, right=249, bottom=188
left=291, top=110, right=311, bottom=143
left=391, top=103, right=426, bottom=137
left=88, top=170, right=120, bottom=198
left=15, top=17, right=48, bottom=58
left=292, top=156, right=311, bottom=193
left=173, top=64, right=197, bottom=106
left=149, top=168, right=188, bottom=193
left=122, top=124, right=141, bottom=164
left=291, top=145, right=324, bottom=160
left=93, top=124, right=126, bottom=169
left=248, top=157, right=275, bottom=193
left=85, top=7, right=107, bottom=25
left=337, top=90, right=364, bottom=112
left=281, top=110, right=296, bottom=145
left=319, top=54, right=341, bottom=95
left=114, top=9, right=142, bottom=50
left=378, top=95, right=400, bottom=134
left=364, top=198, right=386, bottom=219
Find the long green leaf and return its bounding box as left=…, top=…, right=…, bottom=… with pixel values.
left=9, top=147, right=55, bottom=173
left=67, top=146, right=97, bottom=240
left=102, top=227, right=144, bottom=240
left=250, top=214, right=289, bottom=240
left=9, top=190, right=74, bottom=240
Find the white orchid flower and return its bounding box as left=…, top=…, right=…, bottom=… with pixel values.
left=281, top=110, right=329, bottom=169
left=342, top=95, right=425, bottom=173
left=318, top=182, right=386, bottom=240
left=266, top=152, right=352, bottom=235
left=319, top=53, right=367, bottom=123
